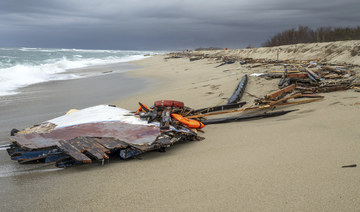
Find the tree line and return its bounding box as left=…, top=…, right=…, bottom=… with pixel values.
left=262, top=26, right=360, bottom=47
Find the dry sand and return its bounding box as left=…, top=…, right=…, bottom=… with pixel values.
left=198, top=40, right=360, bottom=66
left=34, top=42, right=360, bottom=211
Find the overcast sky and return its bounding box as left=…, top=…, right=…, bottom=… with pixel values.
left=0, top=0, right=359, bottom=50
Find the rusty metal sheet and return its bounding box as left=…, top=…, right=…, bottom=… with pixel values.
left=10, top=121, right=160, bottom=150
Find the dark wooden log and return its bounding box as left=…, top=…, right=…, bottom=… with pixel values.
left=342, top=164, right=357, bottom=168
left=227, top=74, right=248, bottom=104
left=260, top=73, right=283, bottom=79
left=194, top=102, right=247, bottom=114
left=202, top=110, right=298, bottom=125
left=215, top=60, right=235, bottom=68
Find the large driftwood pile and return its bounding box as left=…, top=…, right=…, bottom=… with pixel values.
left=165, top=51, right=360, bottom=93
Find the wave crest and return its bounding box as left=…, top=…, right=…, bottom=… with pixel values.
left=0, top=49, right=153, bottom=96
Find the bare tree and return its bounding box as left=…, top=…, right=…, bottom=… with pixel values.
left=263, top=26, right=360, bottom=47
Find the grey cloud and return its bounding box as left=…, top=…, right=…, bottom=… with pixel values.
left=0, top=0, right=359, bottom=50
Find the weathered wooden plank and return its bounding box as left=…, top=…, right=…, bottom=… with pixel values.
left=268, top=93, right=302, bottom=106
left=58, top=140, right=92, bottom=163
left=9, top=148, right=58, bottom=163
left=194, top=101, right=247, bottom=114
left=81, top=137, right=110, bottom=153
left=306, top=69, right=320, bottom=81
left=9, top=135, right=54, bottom=150
left=275, top=98, right=321, bottom=106
left=295, top=94, right=324, bottom=98
left=286, top=73, right=308, bottom=78
left=67, top=137, right=108, bottom=160
left=94, top=137, right=129, bottom=149
left=318, top=85, right=348, bottom=92
left=324, top=74, right=342, bottom=79
left=321, top=66, right=344, bottom=74
left=265, top=84, right=296, bottom=100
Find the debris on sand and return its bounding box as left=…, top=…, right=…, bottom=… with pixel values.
left=7, top=52, right=359, bottom=169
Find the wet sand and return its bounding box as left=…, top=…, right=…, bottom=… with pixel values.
left=1, top=53, right=360, bottom=211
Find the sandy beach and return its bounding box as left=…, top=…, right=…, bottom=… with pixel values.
left=2, top=41, right=360, bottom=211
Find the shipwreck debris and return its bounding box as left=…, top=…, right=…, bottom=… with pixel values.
left=342, top=164, right=357, bottom=168
left=216, top=59, right=235, bottom=68
left=193, top=102, right=246, bottom=114
left=202, top=110, right=298, bottom=125
left=7, top=95, right=302, bottom=168
left=7, top=51, right=359, bottom=169
left=7, top=105, right=199, bottom=168
left=228, top=74, right=248, bottom=104
left=164, top=50, right=358, bottom=95
left=265, top=84, right=296, bottom=101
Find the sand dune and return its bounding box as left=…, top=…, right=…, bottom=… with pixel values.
left=198, top=40, right=360, bottom=65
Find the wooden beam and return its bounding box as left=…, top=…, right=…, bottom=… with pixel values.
left=265, top=84, right=296, bottom=100
left=286, top=73, right=308, bottom=78
left=306, top=69, right=320, bottom=80
left=186, top=94, right=319, bottom=119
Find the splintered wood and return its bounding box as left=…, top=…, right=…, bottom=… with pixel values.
left=265, top=84, right=296, bottom=100
left=168, top=51, right=359, bottom=120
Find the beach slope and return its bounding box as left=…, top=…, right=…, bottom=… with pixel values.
left=25, top=42, right=360, bottom=211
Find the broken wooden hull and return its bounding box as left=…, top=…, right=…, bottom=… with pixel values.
left=7, top=105, right=197, bottom=168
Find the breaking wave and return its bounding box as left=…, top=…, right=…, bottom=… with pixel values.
left=0, top=48, right=156, bottom=96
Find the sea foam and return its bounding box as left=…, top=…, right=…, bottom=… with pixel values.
left=0, top=48, right=154, bottom=96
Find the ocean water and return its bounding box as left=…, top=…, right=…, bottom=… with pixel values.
left=0, top=47, right=155, bottom=96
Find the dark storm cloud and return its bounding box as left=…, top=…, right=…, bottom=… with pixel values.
left=0, top=0, right=359, bottom=50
